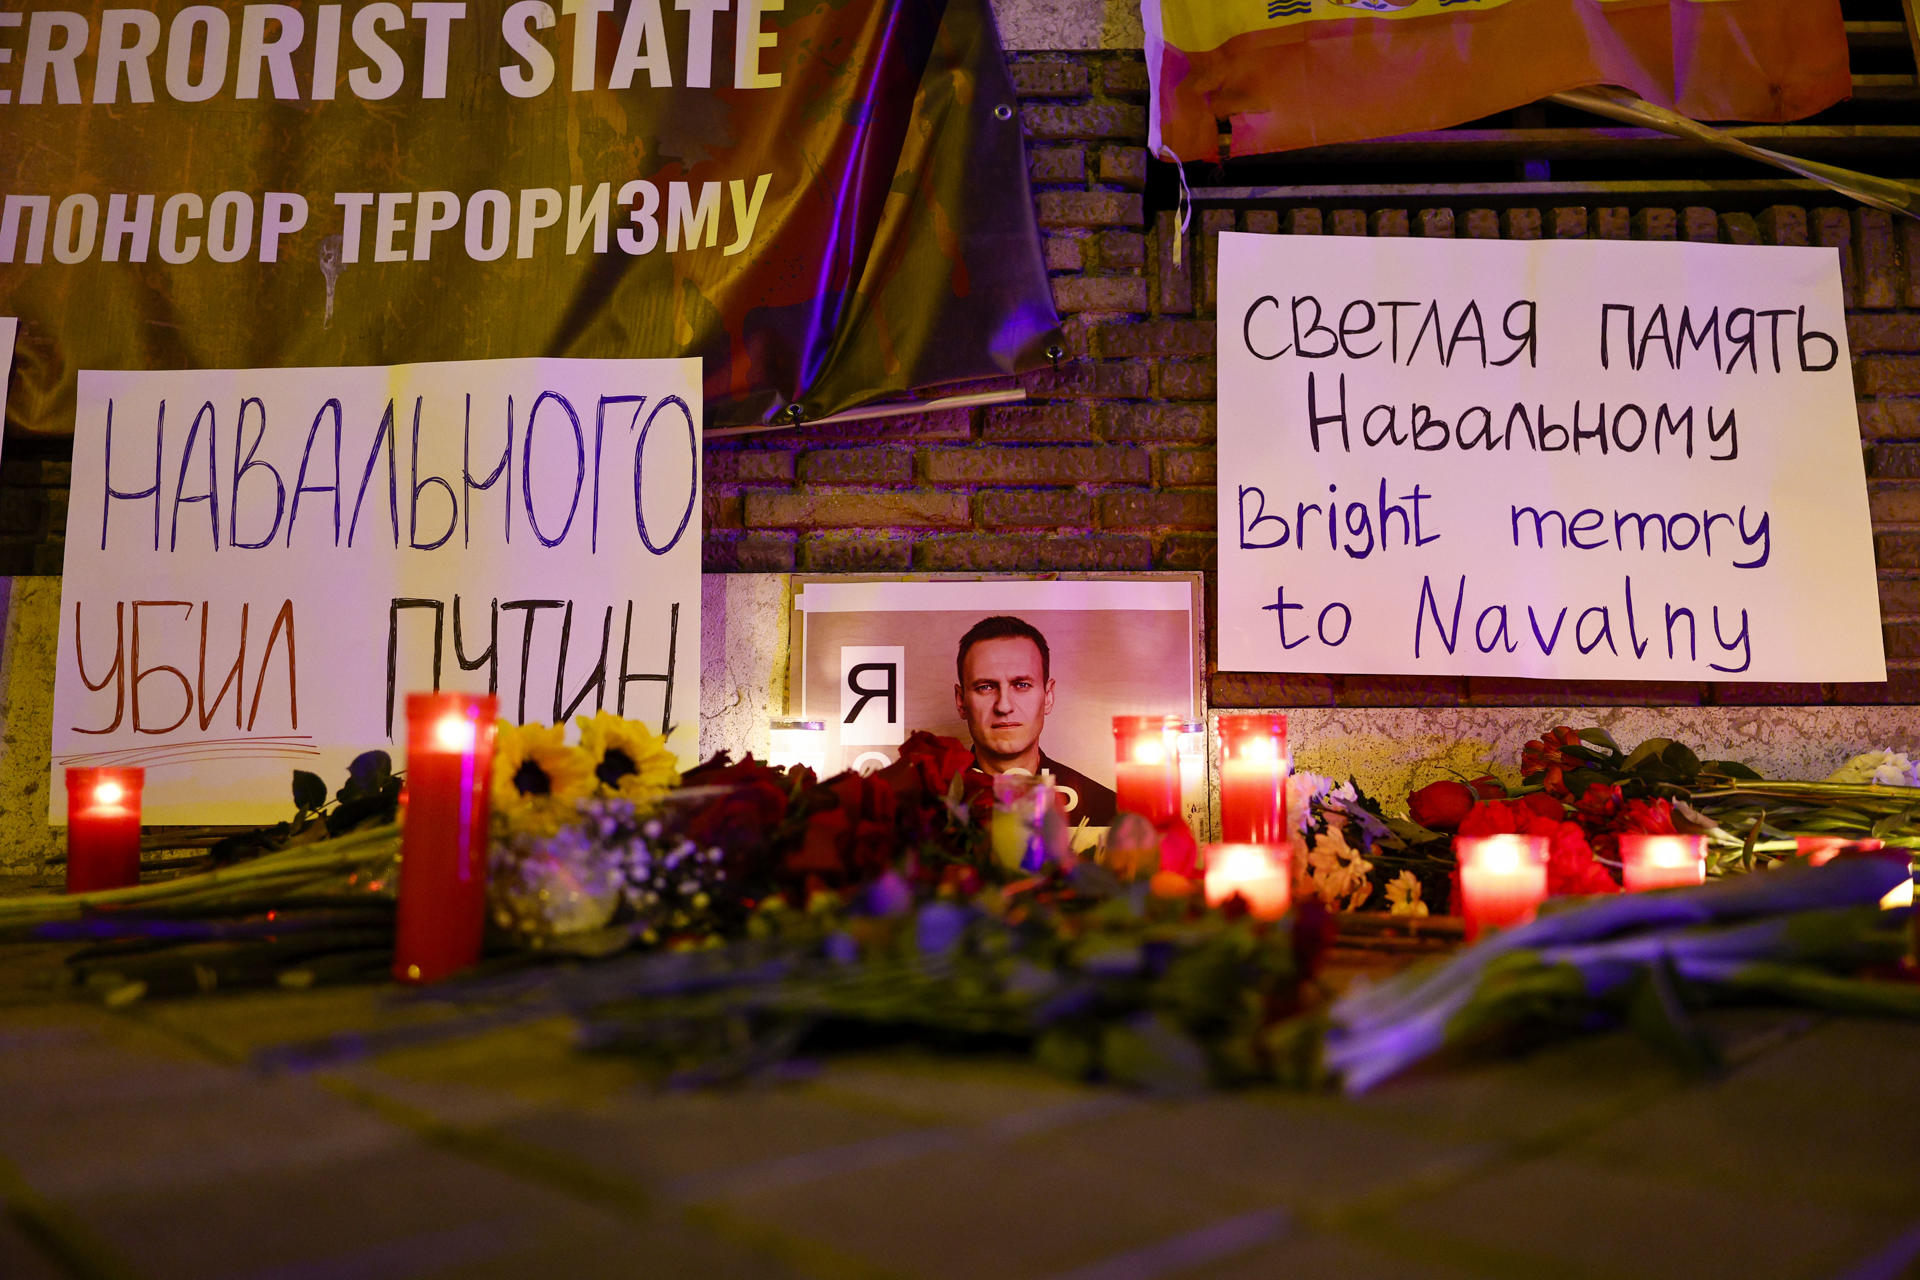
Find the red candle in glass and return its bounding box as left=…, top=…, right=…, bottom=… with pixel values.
left=393, top=693, right=498, bottom=984
left=1620, top=833, right=1706, bottom=891
left=1112, top=715, right=1181, bottom=826
left=1796, top=835, right=1885, bottom=867
left=65, top=767, right=144, bottom=894
left=1456, top=834, right=1548, bottom=942
left=1218, top=713, right=1288, bottom=843
left=1203, top=843, right=1291, bottom=920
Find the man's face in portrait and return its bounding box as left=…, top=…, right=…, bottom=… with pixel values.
left=955, top=635, right=1055, bottom=770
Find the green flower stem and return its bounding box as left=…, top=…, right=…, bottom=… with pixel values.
left=0, top=825, right=400, bottom=923
left=1330, top=905, right=1904, bottom=1093
left=1331, top=859, right=1904, bottom=1040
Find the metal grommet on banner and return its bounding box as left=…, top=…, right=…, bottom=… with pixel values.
left=785, top=402, right=806, bottom=425
left=1046, top=343, right=1063, bottom=369
left=993, top=104, right=1014, bottom=122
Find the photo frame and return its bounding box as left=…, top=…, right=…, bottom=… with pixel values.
left=789, top=574, right=1205, bottom=820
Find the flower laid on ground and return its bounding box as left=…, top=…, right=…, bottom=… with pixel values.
left=1304, top=828, right=1374, bottom=910
left=1827, top=751, right=1920, bottom=788
left=1400, top=724, right=1920, bottom=890
left=1384, top=870, right=1428, bottom=917
left=492, top=720, right=595, bottom=836
left=1457, top=793, right=1620, bottom=897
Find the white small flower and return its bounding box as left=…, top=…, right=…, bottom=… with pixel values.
left=1829, top=750, right=1919, bottom=787
left=1385, top=870, right=1429, bottom=917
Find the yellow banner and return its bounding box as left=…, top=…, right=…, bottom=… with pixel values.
left=1147, top=0, right=1850, bottom=161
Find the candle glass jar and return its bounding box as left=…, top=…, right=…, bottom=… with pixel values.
left=1456, top=834, right=1549, bottom=942
left=1202, top=843, right=1291, bottom=920
left=989, top=773, right=1059, bottom=873
left=1112, top=715, right=1181, bottom=827
left=768, top=718, right=828, bottom=775
left=1175, top=720, right=1209, bottom=842
left=1619, top=833, right=1706, bottom=891
left=65, top=767, right=144, bottom=894
left=394, top=692, right=499, bottom=984
left=1796, top=835, right=1885, bottom=866
left=1217, top=713, right=1288, bottom=844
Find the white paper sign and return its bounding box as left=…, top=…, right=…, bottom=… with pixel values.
left=1217, top=234, right=1884, bottom=682
left=52, top=357, right=702, bottom=823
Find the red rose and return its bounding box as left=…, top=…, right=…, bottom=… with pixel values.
left=891, top=732, right=976, bottom=796
left=1518, top=791, right=1567, bottom=823
left=677, top=754, right=790, bottom=854
left=1457, top=798, right=1521, bottom=837
left=787, top=808, right=851, bottom=877
left=1543, top=821, right=1619, bottom=896
left=1156, top=814, right=1200, bottom=878
left=1574, top=783, right=1625, bottom=826
left=1618, top=797, right=1678, bottom=836
left=1409, top=779, right=1478, bottom=832
left=1468, top=775, right=1508, bottom=801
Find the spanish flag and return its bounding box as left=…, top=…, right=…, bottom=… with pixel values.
left=1145, top=0, right=1852, bottom=162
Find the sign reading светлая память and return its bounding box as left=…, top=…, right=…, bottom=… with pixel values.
left=1216, top=233, right=1885, bottom=682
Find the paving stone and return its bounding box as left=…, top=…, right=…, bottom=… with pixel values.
left=709, top=1096, right=1482, bottom=1279
left=72, top=1144, right=796, bottom=1280
left=471, top=1072, right=942, bottom=1192
left=0, top=1193, right=88, bottom=1280
left=1562, top=1019, right=1920, bottom=1216
left=1383, top=1153, right=1906, bottom=1280
left=1334, top=1020, right=1699, bottom=1149
left=1190, top=1220, right=1488, bottom=1280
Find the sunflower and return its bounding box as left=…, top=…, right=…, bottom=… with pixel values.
left=576, top=711, right=680, bottom=810
left=492, top=720, right=595, bottom=836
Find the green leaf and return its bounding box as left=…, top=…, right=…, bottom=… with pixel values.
left=1577, top=727, right=1622, bottom=755
left=1701, top=760, right=1765, bottom=782
left=1625, top=955, right=1720, bottom=1077
left=1622, top=737, right=1672, bottom=771
left=1871, top=806, right=1920, bottom=838
left=1563, top=768, right=1609, bottom=799
left=292, top=770, right=328, bottom=812
left=1659, top=741, right=1701, bottom=778
left=340, top=751, right=394, bottom=803
left=1099, top=1013, right=1211, bottom=1094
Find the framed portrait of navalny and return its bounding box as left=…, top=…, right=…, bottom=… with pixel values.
left=789, top=574, right=1204, bottom=828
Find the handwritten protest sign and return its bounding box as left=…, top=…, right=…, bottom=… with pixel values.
left=51, top=357, right=701, bottom=823
left=1217, top=233, right=1884, bottom=682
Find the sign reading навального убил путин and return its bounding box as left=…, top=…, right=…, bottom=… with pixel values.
left=1216, top=233, right=1884, bottom=683
left=50, top=357, right=702, bottom=825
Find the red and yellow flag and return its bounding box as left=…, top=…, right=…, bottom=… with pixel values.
left=1144, top=0, right=1851, bottom=161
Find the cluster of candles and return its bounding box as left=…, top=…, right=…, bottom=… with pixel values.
left=1113, top=712, right=1295, bottom=919
left=62, top=694, right=501, bottom=985
left=77, top=702, right=1895, bottom=980
left=1456, top=831, right=1708, bottom=939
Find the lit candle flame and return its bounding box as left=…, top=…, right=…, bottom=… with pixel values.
left=1476, top=838, right=1525, bottom=874
left=434, top=714, right=477, bottom=752
left=93, top=781, right=124, bottom=806
left=1132, top=739, right=1167, bottom=766
left=1239, top=736, right=1278, bottom=764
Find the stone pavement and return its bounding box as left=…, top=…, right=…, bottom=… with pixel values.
left=1, top=933, right=1917, bottom=1280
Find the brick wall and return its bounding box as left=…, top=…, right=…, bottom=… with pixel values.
left=6, top=49, right=1919, bottom=710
